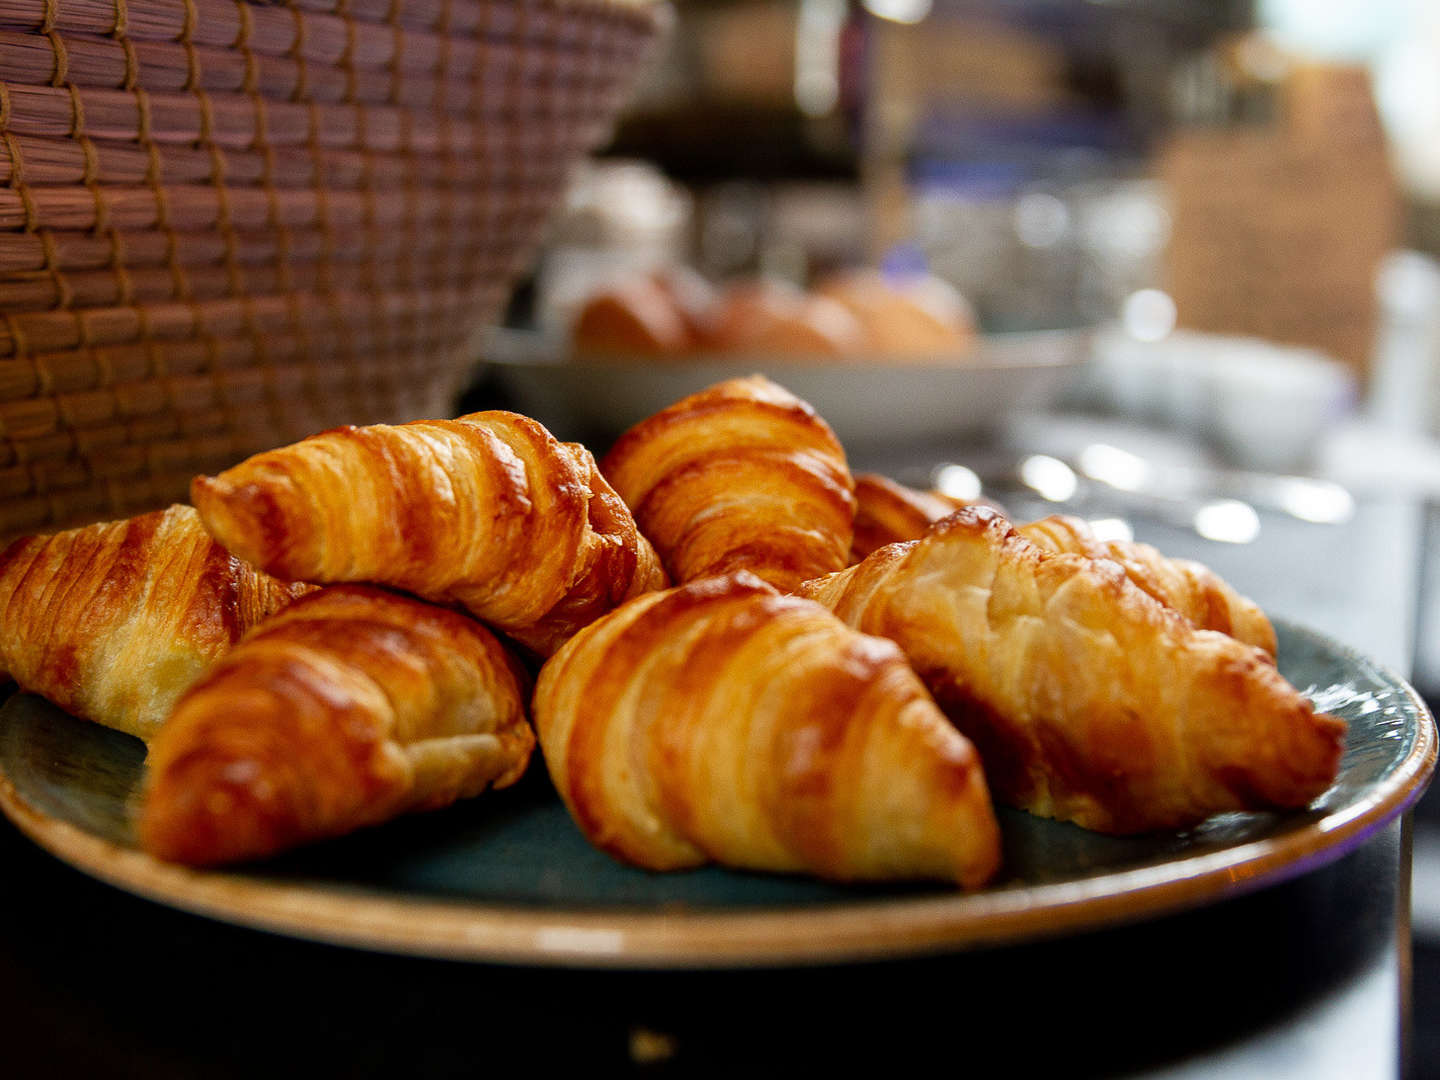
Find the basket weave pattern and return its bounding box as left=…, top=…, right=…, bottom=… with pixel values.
left=0, top=0, right=659, bottom=539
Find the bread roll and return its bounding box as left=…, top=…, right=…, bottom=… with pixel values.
left=702, top=278, right=865, bottom=357
left=816, top=269, right=973, bottom=357
left=571, top=276, right=692, bottom=357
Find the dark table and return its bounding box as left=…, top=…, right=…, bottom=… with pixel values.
left=0, top=805, right=1410, bottom=1078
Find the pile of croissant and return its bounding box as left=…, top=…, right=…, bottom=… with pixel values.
left=0, top=375, right=1346, bottom=888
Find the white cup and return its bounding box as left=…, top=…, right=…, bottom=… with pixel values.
left=1201, top=343, right=1357, bottom=472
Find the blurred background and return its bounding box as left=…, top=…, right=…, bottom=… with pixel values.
left=474, top=0, right=1440, bottom=472
left=461, top=0, right=1440, bottom=1073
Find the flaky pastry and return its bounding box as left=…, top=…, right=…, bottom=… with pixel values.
left=798, top=506, right=1344, bottom=833
left=849, top=473, right=1274, bottom=654
left=0, top=505, right=310, bottom=741
left=600, top=375, right=857, bottom=592
left=190, top=410, right=667, bottom=656
left=533, top=572, right=1000, bottom=887
left=851, top=472, right=970, bottom=561
left=139, top=585, right=534, bottom=865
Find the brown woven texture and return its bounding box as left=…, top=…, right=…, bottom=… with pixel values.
left=0, top=0, right=660, bottom=539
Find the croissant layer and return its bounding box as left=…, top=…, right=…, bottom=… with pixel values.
left=533, top=572, right=1000, bottom=887
left=798, top=507, right=1344, bottom=834
left=190, top=411, right=666, bottom=655
left=600, top=376, right=857, bottom=592
left=1018, top=513, right=1276, bottom=656
left=848, top=473, right=1275, bottom=654
left=0, top=505, right=310, bottom=740
left=139, top=585, right=534, bottom=866
left=851, top=472, right=969, bottom=561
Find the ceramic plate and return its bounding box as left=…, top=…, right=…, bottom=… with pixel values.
left=479, top=326, right=1088, bottom=447
left=0, top=620, right=1432, bottom=968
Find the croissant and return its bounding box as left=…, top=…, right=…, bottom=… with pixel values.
left=190, top=411, right=667, bottom=656
left=533, top=572, right=1000, bottom=887
left=139, top=585, right=534, bottom=866
left=850, top=473, right=1275, bottom=654
left=1019, top=513, right=1276, bottom=656
left=0, top=505, right=310, bottom=741
left=797, top=506, right=1345, bottom=834
left=851, top=472, right=969, bottom=561
left=599, top=375, right=857, bottom=593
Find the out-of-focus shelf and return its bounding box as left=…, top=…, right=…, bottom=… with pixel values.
left=604, top=105, right=859, bottom=184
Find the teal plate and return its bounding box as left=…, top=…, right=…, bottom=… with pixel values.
left=0, top=620, right=1433, bottom=968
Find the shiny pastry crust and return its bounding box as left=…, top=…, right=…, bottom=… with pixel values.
left=600, top=375, right=857, bottom=592
left=0, top=505, right=310, bottom=741
left=533, top=572, right=1000, bottom=887
left=851, top=472, right=969, bottom=561
left=797, top=506, right=1345, bottom=834
left=1020, top=513, right=1276, bottom=656
left=190, top=410, right=667, bottom=656
left=849, top=474, right=1275, bottom=654
left=139, top=585, right=535, bottom=866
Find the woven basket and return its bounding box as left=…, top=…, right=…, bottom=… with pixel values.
left=0, top=0, right=662, bottom=539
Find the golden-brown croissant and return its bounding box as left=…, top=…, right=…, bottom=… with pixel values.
left=599, top=375, right=857, bottom=593
left=1019, top=513, right=1276, bottom=656
left=0, top=505, right=311, bottom=741
left=851, top=472, right=970, bottom=561
left=533, top=572, right=1000, bottom=887
left=139, top=585, right=535, bottom=866
left=850, top=473, right=1275, bottom=654
left=797, top=507, right=1345, bottom=834
left=190, top=411, right=667, bottom=657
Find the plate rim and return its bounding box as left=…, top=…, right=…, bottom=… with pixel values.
left=0, top=619, right=1434, bottom=969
